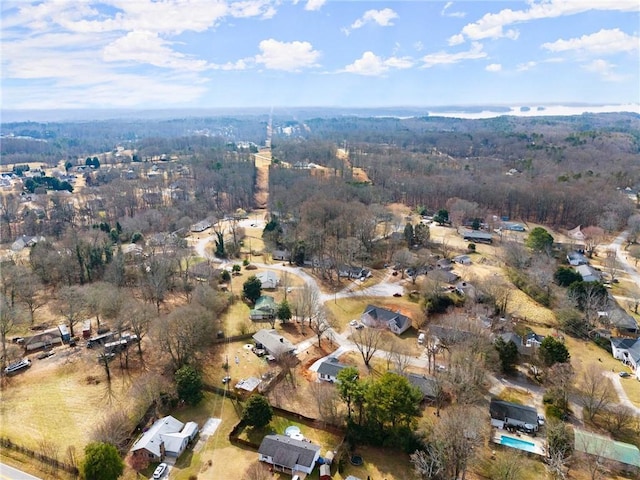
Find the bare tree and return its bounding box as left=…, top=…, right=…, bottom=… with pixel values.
left=91, top=409, right=133, bottom=454
left=243, top=461, right=271, bottom=480
left=502, top=240, right=530, bottom=269
left=309, top=307, right=333, bottom=348
left=12, top=268, right=47, bottom=325
left=127, top=300, right=155, bottom=361
left=56, top=285, right=87, bottom=338
left=274, top=349, right=298, bottom=387
left=309, top=381, right=343, bottom=425
left=352, top=327, right=383, bottom=368
left=490, top=450, right=525, bottom=480
left=576, top=366, right=615, bottom=422
left=582, top=226, right=605, bottom=258
left=411, top=446, right=443, bottom=480
left=545, top=363, right=575, bottom=415
left=603, top=405, right=636, bottom=435
left=0, top=294, right=18, bottom=367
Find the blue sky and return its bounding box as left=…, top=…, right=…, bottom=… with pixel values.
left=1, top=0, right=639, bottom=110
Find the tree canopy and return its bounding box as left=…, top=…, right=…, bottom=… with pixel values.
left=526, top=227, right=554, bottom=252
left=243, top=275, right=262, bottom=303
left=554, top=266, right=582, bottom=287
left=83, top=442, right=124, bottom=480
left=175, top=364, right=204, bottom=405
left=539, top=336, right=570, bottom=367
left=242, top=394, right=273, bottom=428
left=495, top=337, right=519, bottom=373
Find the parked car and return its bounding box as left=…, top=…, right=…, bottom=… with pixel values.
left=537, top=414, right=545, bottom=426
left=153, top=463, right=168, bottom=479
left=37, top=350, right=55, bottom=360
left=349, top=319, right=358, bottom=327
left=222, top=375, right=231, bottom=384
left=619, top=371, right=631, bottom=378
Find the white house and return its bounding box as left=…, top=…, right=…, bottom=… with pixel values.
left=317, top=357, right=348, bottom=383
left=610, top=337, right=640, bottom=380
left=256, top=271, right=279, bottom=289
left=130, top=416, right=198, bottom=462
left=576, top=264, right=601, bottom=283
left=258, top=434, right=321, bottom=475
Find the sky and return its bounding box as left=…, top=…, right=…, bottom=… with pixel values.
left=1, top=0, right=639, bottom=111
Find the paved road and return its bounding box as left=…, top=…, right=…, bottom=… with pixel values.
left=0, top=464, right=41, bottom=480
left=611, top=230, right=640, bottom=290
left=604, top=371, right=640, bottom=416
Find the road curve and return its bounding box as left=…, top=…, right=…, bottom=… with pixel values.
left=0, top=463, right=42, bottom=480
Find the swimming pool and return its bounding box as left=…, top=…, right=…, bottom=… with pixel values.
left=500, top=435, right=538, bottom=453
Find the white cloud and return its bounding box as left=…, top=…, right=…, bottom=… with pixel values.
left=448, top=34, right=465, bottom=46
left=453, top=0, right=639, bottom=43
left=421, top=42, right=486, bottom=68
left=441, top=2, right=466, bottom=18
left=343, top=51, right=413, bottom=76
left=350, top=8, right=398, bottom=30
left=103, top=31, right=209, bottom=71
left=414, top=41, right=424, bottom=52
left=229, top=0, right=277, bottom=19
left=485, top=63, right=502, bottom=72
left=542, top=28, right=639, bottom=55
left=255, top=39, right=320, bottom=71
left=304, top=0, right=325, bottom=11
left=582, top=59, right=624, bottom=81
left=517, top=61, right=537, bottom=71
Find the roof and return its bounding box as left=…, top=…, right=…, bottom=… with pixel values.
left=610, top=337, right=640, bottom=350
left=576, top=264, right=601, bottom=282
left=235, top=377, right=261, bottom=392
left=258, top=434, right=320, bottom=469
left=252, top=329, right=295, bottom=356
left=428, top=325, right=473, bottom=345
left=131, top=415, right=185, bottom=457
left=490, top=399, right=538, bottom=426
left=254, top=295, right=276, bottom=309
left=256, top=271, right=279, bottom=286
left=317, top=357, right=348, bottom=378
left=427, top=269, right=459, bottom=284
left=609, top=312, right=639, bottom=332
left=499, top=332, right=522, bottom=346
left=161, top=432, right=189, bottom=455
left=405, top=372, right=438, bottom=398
left=182, top=422, right=199, bottom=438
left=574, top=429, right=640, bottom=467
left=362, top=305, right=412, bottom=331
left=461, top=229, right=493, bottom=241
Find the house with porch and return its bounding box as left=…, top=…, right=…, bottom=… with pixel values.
left=130, top=416, right=198, bottom=462
left=250, top=295, right=277, bottom=320
left=610, top=337, right=640, bottom=380
left=258, top=434, right=321, bottom=475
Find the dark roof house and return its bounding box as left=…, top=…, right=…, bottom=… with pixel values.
left=490, top=399, right=539, bottom=431
left=361, top=305, right=412, bottom=335
left=317, top=357, right=348, bottom=382
left=258, top=434, right=321, bottom=475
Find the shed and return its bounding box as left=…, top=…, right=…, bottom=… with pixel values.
left=82, top=320, right=92, bottom=339
left=320, top=463, right=331, bottom=479
left=58, top=324, right=71, bottom=343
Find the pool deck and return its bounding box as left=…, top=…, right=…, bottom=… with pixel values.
left=491, top=429, right=546, bottom=456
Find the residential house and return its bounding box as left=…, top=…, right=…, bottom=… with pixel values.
left=11, top=235, right=44, bottom=252
left=190, top=220, right=212, bottom=233
left=610, top=337, right=640, bottom=380
left=490, top=399, right=539, bottom=432
left=501, top=222, right=526, bottom=232
left=608, top=311, right=639, bottom=335
left=567, top=225, right=586, bottom=242
left=497, top=332, right=535, bottom=357
left=461, top=229, right=493, bottom=244
left=426, top=269, right=459, bottom=284
left=361, top=305, right=412, bottom=335
left=524, top=332, right=545, bottom=348
left=256, top=271, right=279, bottom=289
left=272, top=250, right=291, bottom=262
left=404, top=372, right=439, bottom=402
left=338, top=265, right=371, bottom=279
left=567, top=251, right=588, bottom=266
left=436, top=258, right=454, bottom=270
left=258, top=434, right=321, bottom=475
left=574, top=429, right=640, bottom=470
left=317, top=357, right=348, bottom=383
left=22, top=328, right=63, bottom=351
left=250, top=296, right=277, bottom=320
left=453, top=255, right=472, bottom=265
left=428, top=325, right=473, bottom=348
left=130, top=416, right=198, bottom=462
left=253, top=329, right=296, bottom=357
left=576, top=264, right=601, bottom=283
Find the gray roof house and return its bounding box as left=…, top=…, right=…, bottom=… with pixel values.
left=11, top=235, right=44, bottom=251
left=258, top=434, right=321, bottom=475
left=490, top=399, right=539, bottom=432
left=256, top=271, right=279, bottom=289
left=461, top=229, right=493, bottom=244
left=567, top=251, right=588, bottom=266
left=253, top=329, right=296, bottom=357
left=361, top=305, right=412, bottom=335
left=317, top=357, right=348, bottom=383
left=130, top=416, right=198, bottom=462
left=576, top=265, right=601, bottom=283
left=404, top=372, right=439, bottom=401
left=497, top=332, right=536, bottom=356
left=250, top=295, right=277, bottom=320
left=610, top=337, right=640, bottom=380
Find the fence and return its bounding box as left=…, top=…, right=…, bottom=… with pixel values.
left=0, top=437, right=79, bottom=476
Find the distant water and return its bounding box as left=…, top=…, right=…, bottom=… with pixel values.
left=427, top=103, right=640, bottom=119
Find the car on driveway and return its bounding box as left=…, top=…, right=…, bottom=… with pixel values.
left=222, top=375, right=231, bottom=384
left=153, top=463, right=167, bottom=479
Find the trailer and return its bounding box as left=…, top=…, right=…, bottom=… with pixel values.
left=58, top=324, right=70, bottom=343
left=86, top=332, right=114, bottom=349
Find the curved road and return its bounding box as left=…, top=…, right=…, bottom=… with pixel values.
left=0, top=463, right=41, bottom=480
left=611, top=230, right=640, bottom=290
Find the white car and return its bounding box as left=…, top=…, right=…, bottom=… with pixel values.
left=349, top=320, right=358, bottom=327
left=153, top=463, right=168, bottom=479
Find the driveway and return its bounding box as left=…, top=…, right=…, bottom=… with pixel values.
left=603, top=371, right=640, bottom=415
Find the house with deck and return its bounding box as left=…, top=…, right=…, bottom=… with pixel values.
left=130, top=416, right=198, bottom=462
left=258, top=434, right=321, bottom=475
